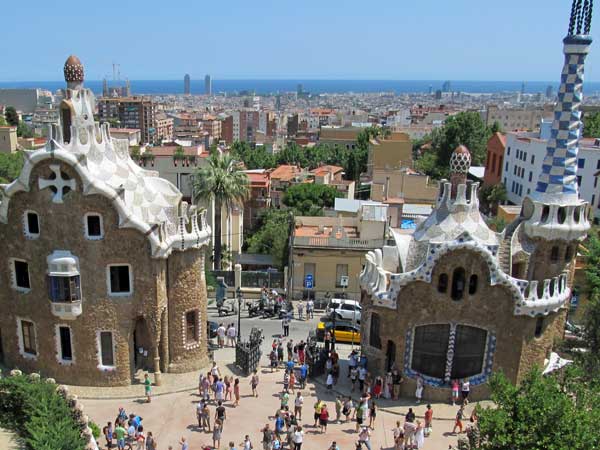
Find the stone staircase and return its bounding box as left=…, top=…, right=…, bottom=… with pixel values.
left=497, top=219, right=523, bottom=274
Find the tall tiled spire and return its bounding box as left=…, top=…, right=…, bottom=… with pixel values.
left=522, top=1, right=593, bottom=241
left=534, top=0, right=593, bottom=202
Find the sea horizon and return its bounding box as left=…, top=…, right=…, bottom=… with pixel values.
left=2, top=79, right=600, bottom=95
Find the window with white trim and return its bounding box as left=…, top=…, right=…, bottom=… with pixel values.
left=57, top=326, right=73, bottom=362
left=185, top=310, right=199, bottom=343
left=19, top=319, right=37, bottom=356
left=84, top=213, right=103, bottom=240
left=107, top=265, right=133, bottom=296
left=47, top=251, right=81, bottom=303
left=24, top=211, right=40, bottom=238
left=11, top=259, right=31, bottom=292
left=99, top=331, right=115, bottom=367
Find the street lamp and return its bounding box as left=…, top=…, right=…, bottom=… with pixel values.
left=236, top=287, right=242, bottom=343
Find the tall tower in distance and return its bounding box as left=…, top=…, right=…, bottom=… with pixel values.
left=184, top=74, right=191, bottom=95
left=520, top=0, right=593, bottom=283
left=204, top=74, right=212, bottom=96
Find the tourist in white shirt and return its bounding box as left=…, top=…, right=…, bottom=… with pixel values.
left=227, top=324, right=237, bottom=347
left=292, top=425, right=304, bottom=450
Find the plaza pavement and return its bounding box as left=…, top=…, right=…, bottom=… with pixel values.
left=74, top=306, right=487, bottom=449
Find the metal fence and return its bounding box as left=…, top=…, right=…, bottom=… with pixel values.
left=211, top=270, right=285, bottom=289
left=235, top=327, right=263, bottom=376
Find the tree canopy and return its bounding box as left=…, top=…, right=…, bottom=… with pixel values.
left=0, top=151, right=24, bottom=184
left=583, top=112, right=600, bottom=138
left=477, top=369, right=600, bottom=450
left=245, top=209, right=292, bottom=269
left=230, top=127, right=385, bottom=183
left=415, top=111, right=495, bottom=179
left=4, top=106, right=18, bottom=126
left=282, top=183, right=343, bottom=216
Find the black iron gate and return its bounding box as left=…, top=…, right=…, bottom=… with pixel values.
left=235, top=327, right=263, bottom=376
left=306, top=331, right=327, bottom=378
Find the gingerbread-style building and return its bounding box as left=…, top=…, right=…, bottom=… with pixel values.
left=0, top=56, right=212, bottom=386
left=359, top=1, right=593, bottom=401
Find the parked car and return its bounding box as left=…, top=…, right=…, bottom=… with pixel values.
left=326, top=298, right=362, bottom=323
left=316, top=320, right=360, bottom=344
left=207, top=321, right=218, bottom=339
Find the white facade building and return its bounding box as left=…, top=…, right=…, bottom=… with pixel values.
left=503, top=120, right=600, bottom=220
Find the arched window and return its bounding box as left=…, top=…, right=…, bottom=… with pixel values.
left=534, top=317, right=544, bottom=338
left=411, top=324, right=488, bottom=381
left=557, top=207, right=566, bottom=224
left=60, top=103, right=72, bottom=143
left=450, top=325, right=488, bottom=379
left=565, top=246, right=573, bottom=261
left=411, top=324, right=450, bottom=378
left=369, top=313, right=382, bottom=349
left=541, top=205, right=550, bottom=222
left=451, top=268, right=466, bottom=301
left=468, top=274, right=478, bottom=295
left=438, top=273, right=448, bottom=293
left=551, top=246, right=560, bottom=262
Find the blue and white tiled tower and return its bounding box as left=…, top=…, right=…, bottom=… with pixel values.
left=522, top=0, right=593, bottom=241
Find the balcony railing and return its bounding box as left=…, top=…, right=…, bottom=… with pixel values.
left=293, top=236, right=384, bottom=249
left=51, top=300, right=82, bottom=320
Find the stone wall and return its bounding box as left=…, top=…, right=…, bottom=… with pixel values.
left=0, top=159, right=204, bottom=386
left=166, top=248, right=210, bottom=373
left=361, top=248, right=558, bottom=402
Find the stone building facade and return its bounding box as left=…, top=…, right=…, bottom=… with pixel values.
left=360, top=11, right=593, bottom=400
left=0, top=56, right=212, bottom=386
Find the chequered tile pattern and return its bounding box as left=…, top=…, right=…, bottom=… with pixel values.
left=536, top=50, right=588, bottom=195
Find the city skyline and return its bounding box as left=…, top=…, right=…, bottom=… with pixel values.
left=1, top=0, right=598, bottom=82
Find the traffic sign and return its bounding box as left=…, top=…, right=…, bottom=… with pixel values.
left=340, top=275, right=349, bottom=288
left=304, top=274, right=313, bottom=289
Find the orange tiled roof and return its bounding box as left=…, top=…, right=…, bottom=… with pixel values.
left=310, top=165, right=344, bottom=176
left=271, top=165, right=301, bottom=181
left=246, top=171, right=270, bottom=187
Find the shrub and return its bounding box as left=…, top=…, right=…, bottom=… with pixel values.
left=0, top=375, right=87, bottom=450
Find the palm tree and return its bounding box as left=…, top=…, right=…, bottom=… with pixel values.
left=193, top=152, right=249, bottom=270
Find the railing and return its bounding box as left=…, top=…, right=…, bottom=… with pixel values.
left=210, top=270, right=284, bottom=289
left=294, top=236, right=384, bottom=249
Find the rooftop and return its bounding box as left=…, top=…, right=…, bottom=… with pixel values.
left=295, top=225, right=359, bottom=239
left=270, top=164, right=302, bottom=181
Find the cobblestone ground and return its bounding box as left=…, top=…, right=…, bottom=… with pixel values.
left=81, top=344, right=487, bottom=450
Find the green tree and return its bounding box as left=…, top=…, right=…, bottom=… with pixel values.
left=579, top=229, right=600, bottom=378
left=17, top=122, right=33, bottom=138
left=282, top=183, right=343, bottom=215
left=230, top=141, right=275, bottom=170
left=583, top=112, right=600, bottom=138
left=245, top=209, right=292, bottom=269
left=479, top=184, right=508, bottom=215
left=0, top=115, right=6, bottom=126
left=476, top=369, right=600, bottom=450
left=0, top=151, right=25, bottom=183
left=414, top=112, right=493, bottom=179
left=4, top=106, right=19, bottom=126
left=193, top=152, right=249, bottom=270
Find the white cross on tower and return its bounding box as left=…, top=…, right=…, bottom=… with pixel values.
left=38, top=164, right=76, bottom=204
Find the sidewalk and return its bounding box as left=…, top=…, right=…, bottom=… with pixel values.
left=68, top=344, right=490, bottom=421
left=311, top=345, right=492, bottom=421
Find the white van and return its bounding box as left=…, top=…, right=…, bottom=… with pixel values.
left=327, top=298, right=362, bottom=323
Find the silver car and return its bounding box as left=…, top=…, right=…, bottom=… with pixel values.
left=327, top=299, right=362, bottom=323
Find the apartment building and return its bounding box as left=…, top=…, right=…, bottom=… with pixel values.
left=97, top=97, right=160, bottom=144
left=368, top=132, right=438, bottom=204
left=291, top=203, right=388, bottom=300
left=485, top=104, right=553, bottom=131
left=483, top=132, right=506, bottom=187
left=502, top=122, right=600, bottom=221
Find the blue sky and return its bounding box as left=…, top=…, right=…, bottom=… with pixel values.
left=1, top=0, right=598, bottom=81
